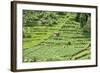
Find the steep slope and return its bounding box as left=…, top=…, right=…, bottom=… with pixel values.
left=23, top=14, right=91, bottom=62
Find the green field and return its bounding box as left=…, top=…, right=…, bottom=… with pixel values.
left=22, top=10, right=91, bottom=62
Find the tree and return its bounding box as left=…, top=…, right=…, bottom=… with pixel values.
left=23, top=10, right=60, bottom=27
left=75, top=13, right=91, bottom=33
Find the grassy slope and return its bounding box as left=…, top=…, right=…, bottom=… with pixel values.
left=23, top=18, right=66, bottom=49
left=23, top=14, right=91, bottom=62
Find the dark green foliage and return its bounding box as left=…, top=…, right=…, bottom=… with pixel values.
left=75, top=13, right=91, bottom=35
left=23, top=10, right=60, bottom=27
left=75, top=13, right=90, bottom=27
left=57, top=12, right=67, bottom=15
left=67, top=41, right=71, bottom=45
left=23, top=33, right=32, bottom=38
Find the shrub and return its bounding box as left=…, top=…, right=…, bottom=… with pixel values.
left=23, top=34, right=32, bottom=38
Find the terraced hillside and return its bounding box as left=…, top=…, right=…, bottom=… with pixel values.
left=23, top=11, right=91, bottom=62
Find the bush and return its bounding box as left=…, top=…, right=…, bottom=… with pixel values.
left=23, top=34, right=32, bottom=38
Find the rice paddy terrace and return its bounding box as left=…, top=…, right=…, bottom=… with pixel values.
left=23, top=13, right=91, bottom=62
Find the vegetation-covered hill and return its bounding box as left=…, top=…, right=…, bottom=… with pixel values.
left=22, top=10, right=91, bottom=62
